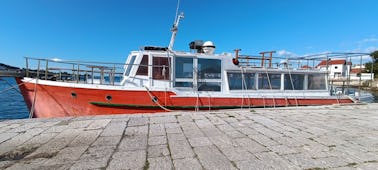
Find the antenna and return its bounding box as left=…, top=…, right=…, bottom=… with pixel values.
left=168, top=0, right=184, bottom=51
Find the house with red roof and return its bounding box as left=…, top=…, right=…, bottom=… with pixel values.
left=315, top=59, right=374, bottom=81
left=316, top=59, right=351, bottom=78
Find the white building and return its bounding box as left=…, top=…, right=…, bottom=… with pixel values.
left=316, top=59, right=374, bottom=81
left=316, top=59, right=351, bottom=78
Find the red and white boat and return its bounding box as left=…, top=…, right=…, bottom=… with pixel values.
left=16, top=13, right=355, bottom=118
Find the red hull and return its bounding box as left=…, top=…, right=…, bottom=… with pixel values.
left=16, top=78, right=353, bottom=118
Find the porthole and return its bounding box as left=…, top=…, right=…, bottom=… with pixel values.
left=71, top=92, right=77, bottom=98
left=106, top=95, right=112, bottom=101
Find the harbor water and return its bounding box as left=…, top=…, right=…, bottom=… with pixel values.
left=0, top=77, right=377, bottom=120
left=0, top=77, right=29, bottom=119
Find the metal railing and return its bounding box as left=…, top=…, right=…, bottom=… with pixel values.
left=24, top=57, right=127, bottom=86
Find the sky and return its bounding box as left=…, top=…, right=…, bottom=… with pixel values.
left=1, top=0, right=378, bottom=68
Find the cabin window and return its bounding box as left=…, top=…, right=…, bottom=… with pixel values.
left=125, top=55, right=136, bottom=76
left=258, top=73, right=281, bottom=90
left=175, top=82, right=193, bottom=87
left=175, top=57, right=193, bottom=87
left=284, top=74, right=305, bottom=90
left=175, top=57, right=193, bottom=78
left=136, top=55, right=148, bottom=76
left=197, top=58, right=222, bottom=91
left=227, top=72, right=255, bottom=90
left=198, top=82, right=221, bottom=91
left=308, top=74, right=326, bottom=90
left=153, top=57, right=170, bottom=80
left=197, top=59, right=221, bottom=79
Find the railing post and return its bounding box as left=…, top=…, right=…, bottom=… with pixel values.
left=72, top=64, right=75, bottom=81
left=77, top=64, right=80, bottom=83
left=45, top=60, right=48, bottom=80
left=112, top=64, right=116, bottom=85
left=25, top=57, right=29, bottom=77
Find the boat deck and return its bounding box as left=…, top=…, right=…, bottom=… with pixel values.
left=1, top=104, right=378, bottom=169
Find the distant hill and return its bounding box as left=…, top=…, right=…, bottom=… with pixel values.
left=0, top=63, right=20, bottom=70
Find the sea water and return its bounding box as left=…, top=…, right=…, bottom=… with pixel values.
left=0, top=77, right=29, bottom=120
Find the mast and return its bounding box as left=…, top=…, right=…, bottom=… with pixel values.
left=168, top=0, right=184, bottom=51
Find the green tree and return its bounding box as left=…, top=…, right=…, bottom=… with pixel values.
left=364, top=50, right=378, bottom=77
left=371, top=50, right=378, bottom=63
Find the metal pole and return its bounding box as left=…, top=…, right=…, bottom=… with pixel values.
left=113, top=64, right=116, bottom=85
left=45, top=60, right=48, bottom=80
left=77, top=64, right=80, bottom=83
left=371, top=56, right=374, bottom=85
left=91, top=67, right=94, bottom=84
left=359, top=55, right=362, bottom=94
left=26, top=57, right=29, bottom=77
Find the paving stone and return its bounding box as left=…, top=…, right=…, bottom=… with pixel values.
left=216, top=124, right=236, bottom=132
left=233, top=137, right=268, bottom=153
left=194, top=119, right=213, bottom=128
left=207, top=116, right=227, bottom=125
left=235, top=159, right=272, bottom=170
left=354, top=162, right=378, bottom=170
left=108, top=150, right=146, bottom=170
left=119, top=135, right=147, bottom=151
left=268, top=144, right=299, bottom=155
left=173, top=158, right=202, bottom=170
left=91, top=135, right=121, bottom=146
left=255, top=151, right=300, bottom=169
left=0, top=127, right=46, bottom=155
left=148, top=156, right=173, bottom=170
left=193, top=146, right=236, bottom=170
left=0, top=132, right=19, bottom=144
left=75, top=145, right=115, bottom=169
left=43, top=146, right=88, bottom=165
left=248, top=133, right=279, bottom=146
left=182, top=129, right=205, bottom=138
left=168, top=138, right=194, bottom=159
left=236, top=127, right=259, bottom=136
left=188, top=137, right=212, bottom=147
left=165, top=127, right=182, bottom=134
left=101, top=121, right=126, bottom=136
left=67, top=120, right=93, bottom=128
left=124, top=125, right=148, bottom=137
left=150, top=116, right=177, bottom=124
left=149, top=124, right=166, bottom=136
left=147, top=144, right=170, bottom=158
left=128, top=117, right=149, bottom=126
left=5, top=158, right=49, bottom=170
left=224, top=130, right=246, bottom=138
left=176, top=115, right=193, bottom=122
left=148, top=135, right=167, bottom=146
left=209, top=135, right=235, bottom=148
left=167, top=133, right=186, bottom=141
left=85, top=119, right=111, bottom=130
left=5, top=122, right=42, bottom=133
left=311, top=156, right=349, bottom=168
left=201, top=127, right=224, bottom=137
left=68, top=129, right=102, bottom=146
left=219, top=147, right=254, bottom=161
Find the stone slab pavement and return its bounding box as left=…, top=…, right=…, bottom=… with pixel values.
left=1, top=103, right=378, bottom=170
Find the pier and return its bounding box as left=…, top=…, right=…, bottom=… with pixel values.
left=1, top=104, right=378, bottom=169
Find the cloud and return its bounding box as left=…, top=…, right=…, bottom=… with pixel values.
left=277, top=50, right=298, bottom=58
left=358, top=38, right=378, bottom=44
left=363, top=46, right=378, bottom=53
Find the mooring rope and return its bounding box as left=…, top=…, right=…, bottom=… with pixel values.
left=144, top=86, right=172, bottom=112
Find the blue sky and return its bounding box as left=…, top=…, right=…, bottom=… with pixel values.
left=1, top=0, right=377, bottom=67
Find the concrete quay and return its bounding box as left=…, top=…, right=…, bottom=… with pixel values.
left=1, top=104, right=378, bottom=170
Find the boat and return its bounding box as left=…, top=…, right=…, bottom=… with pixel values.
left=16, top=13, right=358, bottom=118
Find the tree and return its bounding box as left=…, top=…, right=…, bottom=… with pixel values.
left=364, top=50, right=378, bottom=77
left=371, top=50, right=378, bottom=63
